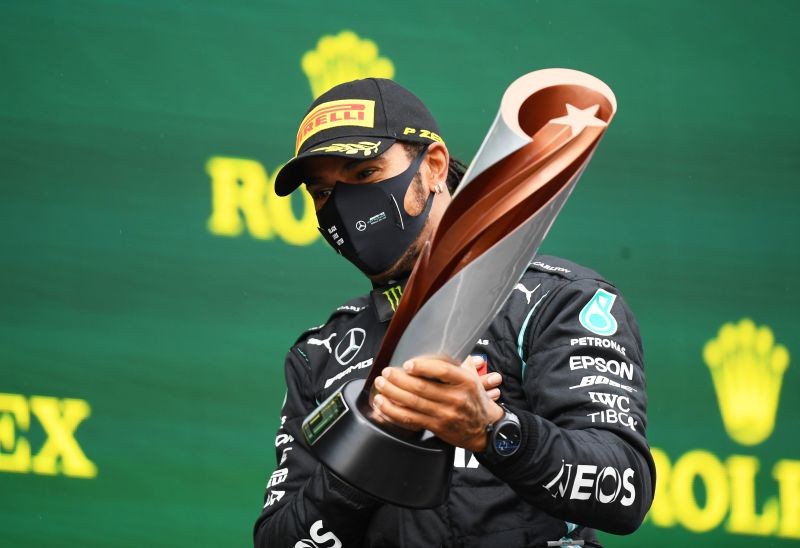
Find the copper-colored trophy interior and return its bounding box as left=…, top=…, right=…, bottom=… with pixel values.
left=365, top=83, right=614, bottom=392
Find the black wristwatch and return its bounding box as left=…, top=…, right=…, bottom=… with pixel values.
left=481, top=404, right=522, bottom=461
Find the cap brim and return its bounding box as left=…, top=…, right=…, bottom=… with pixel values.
left=274, top=137, right=396, bottom=196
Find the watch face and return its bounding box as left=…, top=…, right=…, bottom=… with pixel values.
left=494, top=423, right=521, bottom=456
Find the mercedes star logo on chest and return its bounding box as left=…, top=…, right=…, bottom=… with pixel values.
left=335, top=328, right=366, bottom=365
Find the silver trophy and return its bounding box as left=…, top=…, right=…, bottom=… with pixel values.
left=302, top=69, right=618, bottom=508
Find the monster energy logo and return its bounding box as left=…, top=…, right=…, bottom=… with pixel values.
left=382, top=285, right=403, bottom=311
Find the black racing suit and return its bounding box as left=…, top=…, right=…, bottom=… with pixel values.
left=254, top=256, right=655, bottom=547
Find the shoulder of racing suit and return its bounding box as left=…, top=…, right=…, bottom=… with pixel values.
left=504, top=255, right=622, bottom=351
left=515, top=254, right=641, bottom=361
left=525, top=254, right=607, bottom=283
left=292, top=294, right=371, bottom=345
left=289, top=293, right=373, bottom=370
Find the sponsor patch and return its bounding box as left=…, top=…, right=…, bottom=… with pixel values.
left=324, top=358, right=374, bottom=389
left=309, top=140, right=381, bottom=156
left=569, top=374, right=637, bottom=393
left=295, top=520, right=342, bottom=548
left=570, top=336, right=626, bottom=356
left=401, top=126, right=444, bottom=142
left=587, top=409, right=638, bottom=431
left=267, top=467, right=288, bottom=488
left=532, top=260, right=571, bottom=274
left=308, top=332, right=337, bottom=354
left=263, top=489, right=285, bottom=508
left=454, top=447, right=480, bottom=469
left=275, top=433, right=294, bottom=447
left=543, top=460, right=636, bottom=506
left=514, top=282, right=541, bottom=304
left=371, top=281, right=406, bottom=322
left=295, top=99, right=375, bottom=153
left=568, top=355, right=634, bottom=381
left=336, top=304, right=365, bottom=313
left=589, top=391, right=631, bottom=412
left=382, top=285, right=403, bottom=312
left=334, top=328, right=366, bottom=365
left=579, top=288, right=618, bottom=336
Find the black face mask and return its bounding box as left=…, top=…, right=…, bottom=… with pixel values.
left=316, top=148, right=433, bottom=277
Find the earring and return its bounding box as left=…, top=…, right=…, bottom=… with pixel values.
left=433, top=183, right=443, bottom=194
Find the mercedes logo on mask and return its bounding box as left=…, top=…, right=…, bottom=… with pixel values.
left=355, top=220, right=367, bottom=232
left=335, top=328, right=366, bottom=365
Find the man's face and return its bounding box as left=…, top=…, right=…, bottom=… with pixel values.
left=301, top=142, right=451, bottom=282
left=303, top=144, right=420, bottom=211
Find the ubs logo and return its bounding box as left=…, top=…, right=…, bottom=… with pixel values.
left=335, top=328, right=366, bottom=365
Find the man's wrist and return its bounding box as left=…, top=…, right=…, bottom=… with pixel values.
left=475, top=404, right=522, bottom=462
left=487, top=401, right=505, bottom=424
left=469, top=402, right=504, bottom=452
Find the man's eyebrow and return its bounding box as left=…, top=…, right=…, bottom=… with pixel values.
left=304, top=155, right=384, bottom=187
left=343, top=156, right=382, bottom=170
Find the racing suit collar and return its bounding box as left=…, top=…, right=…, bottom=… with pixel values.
left=369, top=277, right=408, bottom=323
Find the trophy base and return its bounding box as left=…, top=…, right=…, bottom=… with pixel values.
left=302, top=379, right=453, bottom=509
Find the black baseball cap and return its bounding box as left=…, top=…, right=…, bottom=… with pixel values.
left=274, top=78, right=444, bottom=196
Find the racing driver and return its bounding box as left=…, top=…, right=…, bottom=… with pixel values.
left=254, top=77, right=655, bottom=547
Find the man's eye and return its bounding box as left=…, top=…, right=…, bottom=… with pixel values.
left=316, top=189, right=332, bottom=199
left=356, top=167, right=378, bottom=181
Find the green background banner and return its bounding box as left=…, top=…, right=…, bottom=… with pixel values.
left=2, top=1, right=798, bottom=545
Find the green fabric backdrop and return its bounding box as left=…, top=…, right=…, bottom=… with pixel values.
left=1, top=1, right=798, bottom=545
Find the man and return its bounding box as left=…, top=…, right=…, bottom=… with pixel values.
left=255, top=78, right=654, bottom=547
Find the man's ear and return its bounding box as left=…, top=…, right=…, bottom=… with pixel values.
left=424, top=142, right=450, bottom=190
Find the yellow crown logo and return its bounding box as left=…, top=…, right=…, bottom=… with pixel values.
left=301, top=30, right=395, bottom=99
left=703, top=318, right=790, bottom=446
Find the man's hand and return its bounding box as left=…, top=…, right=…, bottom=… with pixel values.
left=372, top=356, right=504, bottom=453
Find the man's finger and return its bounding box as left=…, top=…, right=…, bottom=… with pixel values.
left=372, top=394, right=430, bottom=432
left=462, top=355, right=488, bottom=376
left=403, top=358, right=469, bottom=384
left=374, top=375, right=440, bottom=415
left=381, top=367, right=454, bottom=403
left=480, top=372, right=503, bottom=391
left=461, top=355, right=484, bottom=369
